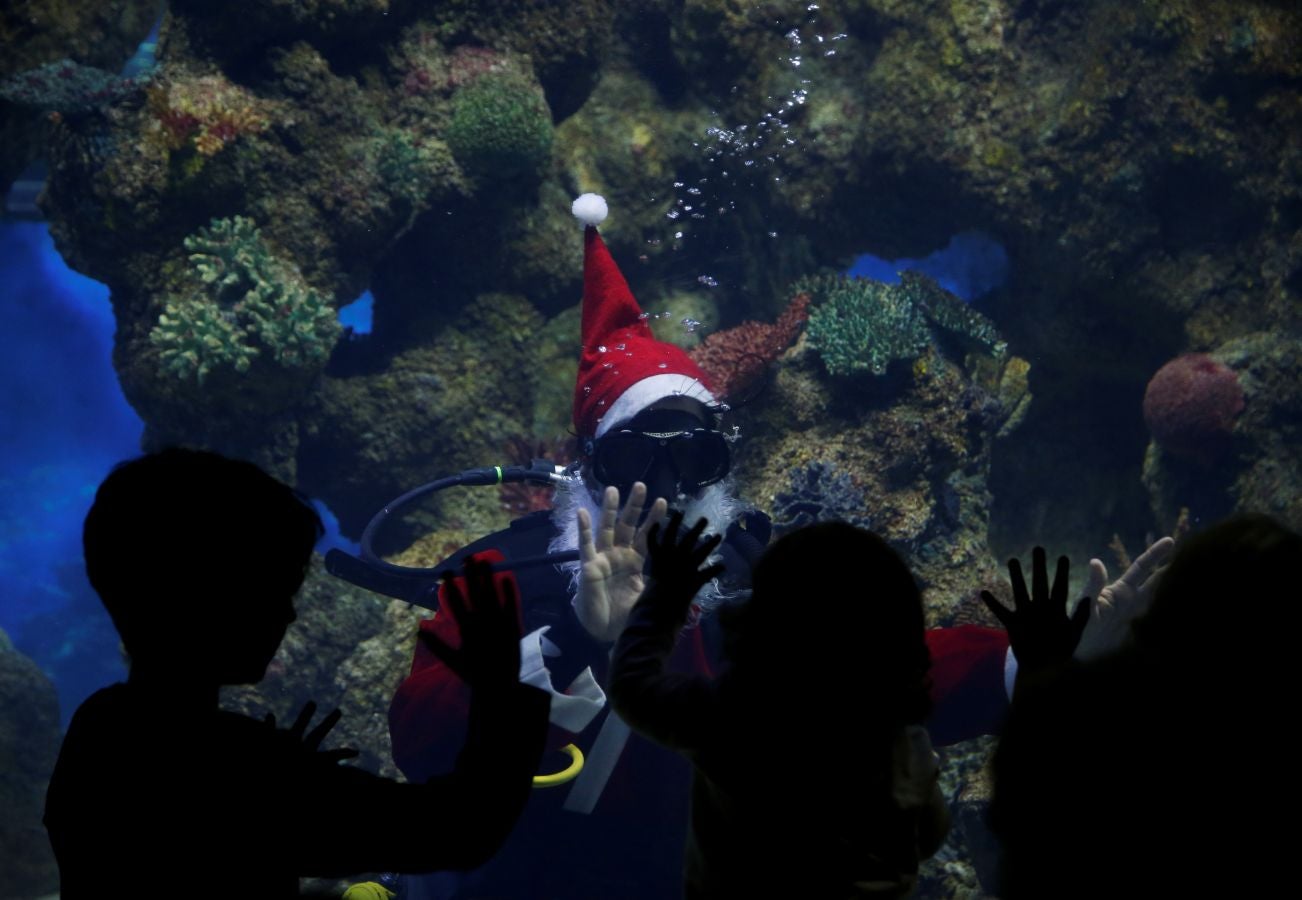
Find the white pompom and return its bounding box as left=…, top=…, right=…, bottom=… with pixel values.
left=572, top=193, right=608, bottom=227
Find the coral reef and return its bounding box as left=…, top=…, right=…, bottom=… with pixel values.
left=14, top=4, right=1301, bottom=895
left=688, top=291, right=810, bottom=399
left=0, top=0, right=155, bottom=193
left=731, top=335, right=1020, bottom=623
left=0, top=630, right=61, bottom=898
left=1144, top=332, right=1302, bottom=535
left=803, top=272, right=1005, bottom=378
left=1142, top=353, right=1244, bottom=462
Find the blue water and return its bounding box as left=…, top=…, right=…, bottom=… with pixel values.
left=0, top=222, right=368, bottom=723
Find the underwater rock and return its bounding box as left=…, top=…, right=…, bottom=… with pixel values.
left=0, top=630, right=61, bottom=898
left=770, top=460, right=874, bottom=537
left=1143, top=332, right=1302, bottom=535
left=297, top=292, right=541, bottom=552
left=0, top=0, right=155, bottom=196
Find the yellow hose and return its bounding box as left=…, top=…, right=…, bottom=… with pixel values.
left=532, top=743, right=584, bottom=787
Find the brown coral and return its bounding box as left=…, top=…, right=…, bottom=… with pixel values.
left=688, top=292, right=811, bottom=400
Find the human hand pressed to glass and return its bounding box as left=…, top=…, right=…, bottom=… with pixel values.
left=982, top=547, right=1090, bottom=676
left=264, top=700, right=359, bottom=765
left=575, top=482, right=669, bottom=642
left=419, top=556, right=524, bottom=694
left=1074, top=536, right=1175, bottom=660
left=645, top=510, right=725, bottom=613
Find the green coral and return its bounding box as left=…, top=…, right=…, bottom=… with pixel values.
left=374, top=128, right=461, bottom=209
left=151, top=216, right=341, bottom=383
left=802, top=271, right=1005, bottom=377
left=444, top=69, right=554, bottom=180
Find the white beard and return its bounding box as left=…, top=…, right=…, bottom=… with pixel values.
left=547, top=476, right=749, bottom=621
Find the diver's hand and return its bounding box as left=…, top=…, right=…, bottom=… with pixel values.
left=264, top=701, right=359, bottom=764
left=419, top=556, right=524, bottom=693
left=575, top=483, right=669, bottom=642
left=645, top=511, right=724, bottom=611
left=1074, top=536, right=1175, bottom=660
left=982, top=547, right=1089, bottom=676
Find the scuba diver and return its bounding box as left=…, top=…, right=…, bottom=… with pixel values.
left=324, top=194, right=1169, bottom=898
left=371, top=194, right=1015, bottom=900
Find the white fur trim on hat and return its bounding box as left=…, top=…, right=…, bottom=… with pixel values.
left=596, top=373, right=716, bottom=438
left=572, top=193, right=608, bottom=227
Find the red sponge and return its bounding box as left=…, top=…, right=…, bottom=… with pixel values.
left=1142, top=353, right=1244, bottom=461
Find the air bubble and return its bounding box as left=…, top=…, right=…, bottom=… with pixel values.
left=597, top=399, right=606, bottom=406
left=638, top=312, right=650, bottom=320
left=667, top=210, right=681, bottom=220
left=698, top=275, right=718, bottom=287
left=615, top=343, right=626, bottom=350
left=602, top=362, right=613, bottom=369
left=658, top=362, right=668, bottom=369
left=583, top=386, right=592, bottom=394
left=597, top=345, right=607, bottom=353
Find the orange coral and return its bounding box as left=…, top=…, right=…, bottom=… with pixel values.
left=688, top=292, right=811, bottom=399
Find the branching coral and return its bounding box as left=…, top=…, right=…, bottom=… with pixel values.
left=802, top=272, right=1006, bottom=377
left=150, top=216, right=340, bottom=383
left=687, top=291, right=810, bottom=398
left=147, top=73, right=269, bottom=157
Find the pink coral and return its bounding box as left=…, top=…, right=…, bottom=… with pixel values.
left=688, top=292, right=810, bottom=399
left=1142, top=353, right=1244, bottom=462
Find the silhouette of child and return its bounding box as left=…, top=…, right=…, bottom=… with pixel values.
left=609, top=515, right=949, bottom=899
left=988, top=515, right=1302, bottom=898
left=44, top=448, right=548, bottom=898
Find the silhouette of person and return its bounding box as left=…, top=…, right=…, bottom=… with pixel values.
left=987, top=514, right=1302, bottom=898
left=44, top=448, right=548, bottom=899
left=609, top=516, right=951, bottom=898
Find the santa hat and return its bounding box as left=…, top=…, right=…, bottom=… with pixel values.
left=571, top=193, right=715, bottom=439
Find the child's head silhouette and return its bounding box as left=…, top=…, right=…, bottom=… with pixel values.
left=722, top=521, right=931, bottom=724
left=84, top=448, right=323, bottom=684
